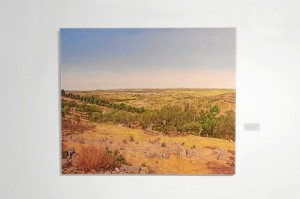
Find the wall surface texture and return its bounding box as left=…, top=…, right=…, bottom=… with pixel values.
left=1, top=0, right=300, bottom=198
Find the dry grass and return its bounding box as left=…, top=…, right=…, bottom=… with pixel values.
left=93, top=124, right=235, bottom=151
left=71, top=89, right=235, bottom=110
left=90, top=123, right=234, bottom=174
left=63, top=122, right=235, bottom=174
left=77, top=145, right=115, bottom=173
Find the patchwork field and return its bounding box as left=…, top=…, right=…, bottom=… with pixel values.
left=62, top=89, right=235, bottom=175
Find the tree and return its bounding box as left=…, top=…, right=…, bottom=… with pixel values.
left=182, top=122, right=202, bottom=136
left=199, top=105, right=220, bottom=137
left=61, top=89, right=65, bottom=96
left=213, top=110, right=235, bottom=140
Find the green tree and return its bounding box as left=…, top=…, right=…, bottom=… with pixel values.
left=199, top=105, right=220, bottom=137
left=182, top=122, right=202, bottom=136
left=213, top=110, right=235, bottom=140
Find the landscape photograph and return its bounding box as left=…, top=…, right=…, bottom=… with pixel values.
left=60, top=28, right=236, bottom=175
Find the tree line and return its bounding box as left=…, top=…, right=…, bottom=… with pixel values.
left=62, top=89, right=145, bottom=113
left=61, top=90, right=235, bottom=141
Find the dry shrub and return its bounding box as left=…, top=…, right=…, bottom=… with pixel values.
left=77, top=145, right=115, bottom=173
left=129, top=135, right=134, bottom=142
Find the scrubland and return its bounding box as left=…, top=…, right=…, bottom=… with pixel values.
left=61, top=89, right=235, bottom=175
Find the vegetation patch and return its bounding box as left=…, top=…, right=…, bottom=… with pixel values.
left=77, top=145, right=115, bottom=173
left=62, top=91, right=235, bottom=141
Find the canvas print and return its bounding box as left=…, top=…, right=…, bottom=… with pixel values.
left=61, top=28, right=236, bottom=175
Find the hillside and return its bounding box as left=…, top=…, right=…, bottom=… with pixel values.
left=61, top=89, right=235, bottom=175
left=62, top=115, right=235, bottom=174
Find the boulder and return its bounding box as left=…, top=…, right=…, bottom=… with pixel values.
left=213, top=148, right=228, bottom=160
left=146, top=152, right=170, bottom=159
left=141, top=162, right=147, bottom=167
left=120, top=165, right=141, bottom=174
left=186, top=149, right=195, bottom=158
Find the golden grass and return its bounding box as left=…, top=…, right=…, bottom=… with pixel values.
left=63, top=122, right=234, bottom=174
left=71, top=89, right=235, bottom=110
left=90, top=124, right=234, bottom=151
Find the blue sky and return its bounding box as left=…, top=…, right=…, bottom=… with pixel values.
left=60, top=28, right=235, bottom=90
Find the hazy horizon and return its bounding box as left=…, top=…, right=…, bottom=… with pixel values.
left=62, top=87, right=236, bottom=91
left=60, top=28, right=235, bottom=90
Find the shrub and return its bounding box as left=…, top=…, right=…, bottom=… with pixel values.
left=61, top=105, right=70, bottom=118
left=182, top=122, right=202, bottom=136
left=129, top=135, right=134, bottom=142
left=149, top=137, right=160, bottom=143
left=123, top=139, right=128, bottom=144
left=161, top=142, right=166, bottom=147
left=83, top=104, right=102, bottom=114
left=113, top=150, right=127, bottom=167
left=74, top=115, right=80, bottom=122
left=88, top=112, right=102, bottom=122
left=77, top=146, right=115, bottom=173
left=67, top=100, right=77, bottom=107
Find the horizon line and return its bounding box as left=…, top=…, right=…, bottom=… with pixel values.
left=62, top=87, right=236, bottom=91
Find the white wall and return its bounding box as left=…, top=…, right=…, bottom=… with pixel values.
left=1, top=0, right=300, bottom=198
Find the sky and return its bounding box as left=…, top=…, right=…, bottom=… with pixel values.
left=60, top=28, right=235, bottom=90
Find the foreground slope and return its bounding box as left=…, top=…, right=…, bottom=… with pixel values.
left=62, top=117, right=235, bottom=174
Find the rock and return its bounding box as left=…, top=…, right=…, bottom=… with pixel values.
left=62, top=149, right=76, bottom=168
left=146, top=152, right=170, bottom=159
left=191, top=161, right=198, bottom=165
left=186, top=149, right=195, bottom=158
left=146, top=152, right=155, bottom=158
left=174, top=146, right=183, bottom=156
left=148, top=170, right=156, bottom=174
left=120, top=165, right=141, bottom=174
left=62, top=151, right=69, bottom=159
left=141, top=163, right=147, bottom=167
left=62, top=149, right=76, bottom=159
left=115, top=168, right=120, bottom=172
left=162, top=153, right=170, bottom=159
left=213, top=148, right=228, bottom=160
left=140, top=167, right=148, bottom=174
